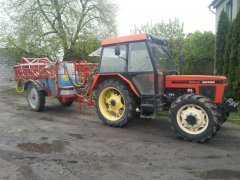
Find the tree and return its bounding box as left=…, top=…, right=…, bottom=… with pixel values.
left=228, top=10, right=240, bottom=97
left=215, top=11, right=229, bottom=75
left=182, top=31, right=215, bottom=75
left=223, top=23, right=233, bottom=76
left=234, top=44, right=240, bottom=99
left=0, top=0, right=117, bottom=60
left=65, top=34, right=100, bottom=62
left=131, top=19, right=184, bottom=69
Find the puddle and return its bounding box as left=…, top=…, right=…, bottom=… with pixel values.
left=18, top=140, right=70, bottom=154
left=68, top=133, right=83, bottom=139
left=40, top=137, right=49, bottom=140
left=192, top=169, right=240, bottom=179
left=39, top=116, right=53, bottom=121
left=67, top=160, right=78, bottom=164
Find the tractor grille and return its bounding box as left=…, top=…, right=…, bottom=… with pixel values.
left=199, top=86, right=216, bottom=101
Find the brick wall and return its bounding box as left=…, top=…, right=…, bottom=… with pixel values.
left=0, top=53, right=17, bottom=86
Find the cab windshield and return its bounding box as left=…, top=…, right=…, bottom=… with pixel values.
left=150, top=42, right=175, bottom=71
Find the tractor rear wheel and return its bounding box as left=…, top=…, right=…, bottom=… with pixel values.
left=169, top=94, right=221, bottom=143
left=27, top=83, right=45, bottom=112
left=95, top=80, right=136, bottom=127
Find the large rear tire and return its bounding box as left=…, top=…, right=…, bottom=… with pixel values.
left=27, top=83, right=45, bottom=112
left=170, top=94, right=221, bottom=143
left=95, top=80, right=136, bottom=127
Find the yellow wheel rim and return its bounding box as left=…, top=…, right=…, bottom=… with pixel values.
left=99, top=87, right=125, bottom=121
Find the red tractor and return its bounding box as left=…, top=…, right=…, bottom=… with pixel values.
left=91, top=34, right=239, bottom=142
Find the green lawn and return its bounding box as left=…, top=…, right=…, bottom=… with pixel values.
left=228, top=111, right=240, bottom=125
left=157, top=110, right=169, bottom=117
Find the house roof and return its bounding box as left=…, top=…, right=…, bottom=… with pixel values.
left=209, top=0, right=224, bottom=8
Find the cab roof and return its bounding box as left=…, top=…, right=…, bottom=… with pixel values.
left=101, top=34, right=168, bottom=47
left=101, top=34, right=148, bottom=46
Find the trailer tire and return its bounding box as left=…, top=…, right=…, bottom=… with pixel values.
left=27, top=83, right=45, bottom=112
left=169, top=94, right=221, bottom=143
left=95, top=80, right=136, bottom=127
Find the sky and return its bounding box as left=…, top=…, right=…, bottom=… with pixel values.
left=114, top=0, right=215, bottom=36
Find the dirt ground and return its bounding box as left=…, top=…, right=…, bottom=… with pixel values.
left=0, top=90, right=239, bottom=180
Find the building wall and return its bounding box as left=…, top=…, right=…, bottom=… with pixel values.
left=233, top=0, right=240, bottom=18
left=0, top=52, right=16, bottom=86
left=215, top=0, right=226, bottom=30
left=215, top=0, right=240, bottom=29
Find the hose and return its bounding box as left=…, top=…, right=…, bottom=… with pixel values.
left=63, top=63, right=96, bottom=94
left=63, top=64, right=86, bottom=88
left=16, top=79, right=25, bottom=93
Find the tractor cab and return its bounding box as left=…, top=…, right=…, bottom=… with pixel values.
left=97, top=34, right=175, bottom=109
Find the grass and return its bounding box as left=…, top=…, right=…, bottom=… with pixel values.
left=228, top=111, right=240, bottom=125
left=157, top=110, right=169, bottom=117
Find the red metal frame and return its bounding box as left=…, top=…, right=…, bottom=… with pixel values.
left=14, top=57, right=56, bottom=80
left=74, top=61, right=98, bottom=107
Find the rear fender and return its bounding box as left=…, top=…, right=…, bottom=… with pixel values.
left=24, top=80, right=49, bottom=96
left=91, top=74, right=140, bottom=97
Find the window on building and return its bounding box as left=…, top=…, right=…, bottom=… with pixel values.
left=226, top=0, right=233, bottom=20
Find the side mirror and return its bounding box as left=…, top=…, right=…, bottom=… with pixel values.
left=115, top=46, right=120, bottom=56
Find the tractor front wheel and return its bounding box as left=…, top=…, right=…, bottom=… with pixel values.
left=170, top=94, right=221, bottom=143
left=27, top=83, right=45, bottom=112
left=95, top=80, right=136, bottom=127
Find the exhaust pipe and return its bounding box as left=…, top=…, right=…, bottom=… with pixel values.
left=179, top=51, right=184, bottom=75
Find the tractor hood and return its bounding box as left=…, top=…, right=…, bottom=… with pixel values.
left=165, top=75, right=227, bottom=86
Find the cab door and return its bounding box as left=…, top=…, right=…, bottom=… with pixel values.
left=127, top=42, right=156, bottom=96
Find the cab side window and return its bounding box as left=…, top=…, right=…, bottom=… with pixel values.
left=100, top=45, right=127, bottom=73
left=128, top=42, right=153, bottom=72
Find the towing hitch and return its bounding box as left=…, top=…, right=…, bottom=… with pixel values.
left=225, top=98, right=240, bottom=112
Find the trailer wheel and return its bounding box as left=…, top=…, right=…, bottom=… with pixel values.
left=95, top=80, right=136, bottom=127
left=58, top=98, right=73, bottom=107
left=27, top=83, right=45, bottom=112
left=170, top=94, right=221, bottom=143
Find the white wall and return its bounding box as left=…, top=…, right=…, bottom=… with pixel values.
left=232, top=0, right=240, bottom=18
left=0, top=55, right=16, bottom=86
left=215, top=0, right=240, bottom=29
